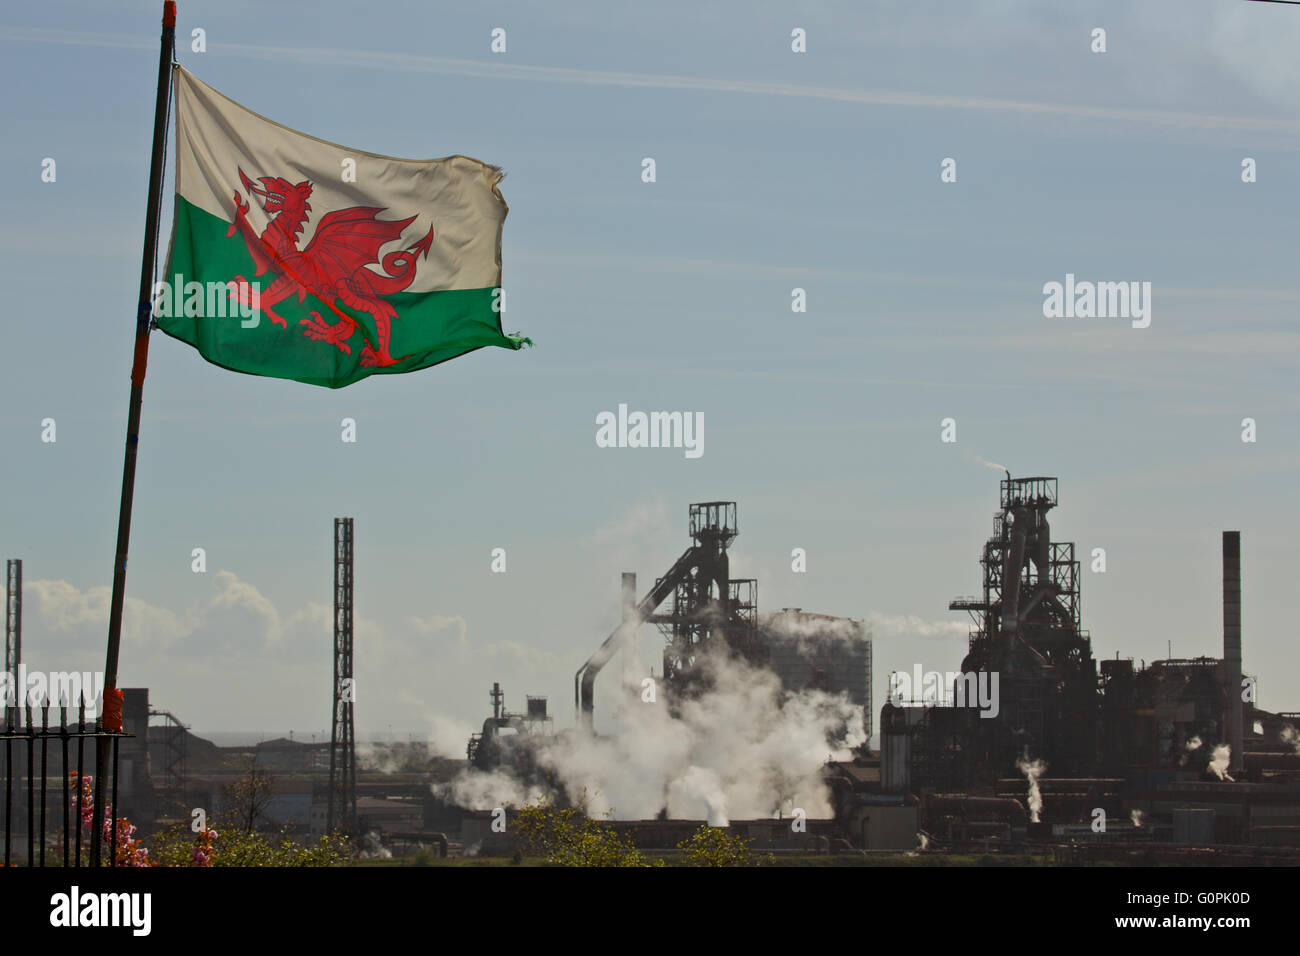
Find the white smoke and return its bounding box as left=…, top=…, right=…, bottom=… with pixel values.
left=865, top=613, right=968, bottom=642
left=667, top=766, right=730, bottom=827
left=1130, top=809, right=1146, bottom=828
left=443, top=646, right=864, bottom=823
left=975, top=457, right=1010, bottom=476
left=917, top=831, right=930, bottom=851
left=357, top=740, right=408, bottom=775
left=357, top=830, right=392, bottom=859
left=427, top=714, right=476, bottom=758
left=1281, top=724, right=1300, bottom=755
left=1016, top=753, right=1047, bottom=823
left=435, top=766, right=550, bottom=810
left=759, top=611, right=870, bottom=656
left=761, top=612, right=865, bottom=641
left=763, top=608, right=965, bottom=647
left=1208, top=744, right=1235, bottom=782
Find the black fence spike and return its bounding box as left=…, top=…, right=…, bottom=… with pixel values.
left=0, top=706, right=126, bottom=867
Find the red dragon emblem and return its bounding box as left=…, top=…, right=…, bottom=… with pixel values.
left=224, top=168, right=434, bottom=367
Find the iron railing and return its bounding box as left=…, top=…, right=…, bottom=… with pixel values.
left=2, top=699, right=126, bottom=867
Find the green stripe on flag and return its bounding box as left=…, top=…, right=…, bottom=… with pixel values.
left=157, top=199, right=525, bottom=389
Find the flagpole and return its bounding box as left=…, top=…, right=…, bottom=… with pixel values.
left=90, top=0, right=176, bottom=867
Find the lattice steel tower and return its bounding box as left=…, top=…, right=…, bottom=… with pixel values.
left=5, top=560, right=19, bottom=717
left=327, top=518, right=357, bottom=835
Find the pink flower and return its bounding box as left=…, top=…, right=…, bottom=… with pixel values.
left=71, top=774, right=151, bottom=866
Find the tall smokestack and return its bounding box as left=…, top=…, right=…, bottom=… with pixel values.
left=1223, top=532, right=1243, bottom=774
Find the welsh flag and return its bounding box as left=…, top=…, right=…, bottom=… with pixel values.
left=157, top=66, right=528, bottom=388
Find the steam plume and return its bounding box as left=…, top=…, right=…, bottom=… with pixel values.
left=1208, top=743, right=1235, bottom=781
left=976, top=457, right=1010, bottom=476
left=1016, top=753, right=1047, bottom=823
left=1282, top=724, right=1300, bottom=755
left=442, top=645, right=865, bottom=823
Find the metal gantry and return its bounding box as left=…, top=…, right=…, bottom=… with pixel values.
left=148, top=707, right=189, bottom=820
left=575, top=502, right=769, bottom=728
left=942, top=477, right=1097, bottom=781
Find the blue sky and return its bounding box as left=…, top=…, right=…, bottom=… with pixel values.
left=1, top=0, right=1298, bottom=750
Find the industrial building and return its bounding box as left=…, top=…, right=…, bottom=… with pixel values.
left=439, top=487, right=1300, bottom=859
left=467, top=681, right=553, bottom=772
left=760, top=609, right=872, bottom=740
left=877, top=476, right=1300, bottom=859
left=8, top=483, right=1299, bottom=863
left=573, top=502, right=870, bottom=733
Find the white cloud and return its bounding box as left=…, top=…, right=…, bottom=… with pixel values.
left=17, top=572, right=574, bottom=736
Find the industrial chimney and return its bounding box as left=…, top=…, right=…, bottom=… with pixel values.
left=1223, top=531, right=1243, bottom=775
